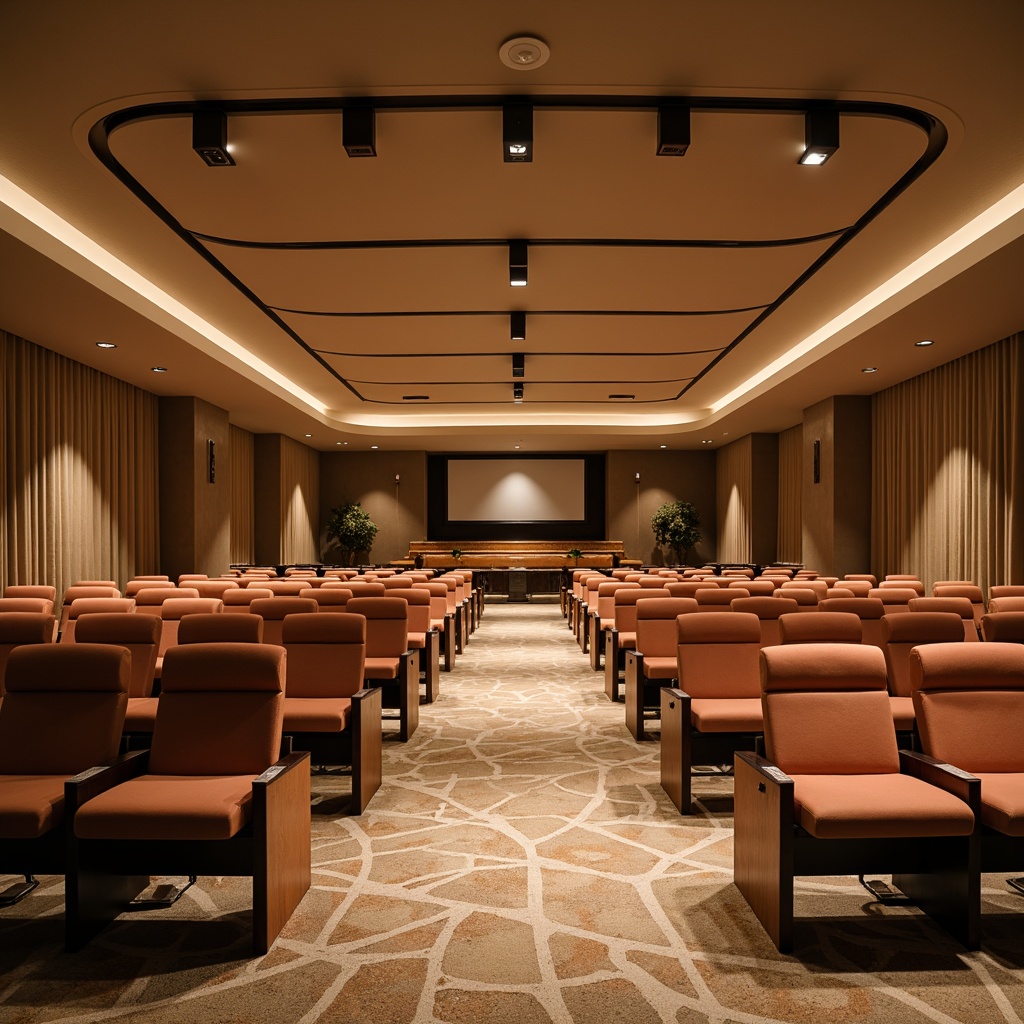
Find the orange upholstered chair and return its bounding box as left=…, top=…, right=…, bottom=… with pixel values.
left=0, top=597, right=54, bottom=617
left=988, top=597, right=1024, bottom=615
left=0, top=612, right=55, bottom=698
left=778, top=610, right=862, bottom=645
left=774, top=587, right=819, bottom=612
left=588, top=581, right=639, bottom=671
left=911, top=642, right=1024, bottom=907
left=3, top=585, right=56, bottom=612
left=134, top=587, right=197, bottom=616
left=729, top=596, right=798, bottom=648
left=263, top=579, right=313, bottom=597
left=392, top=588, right=440, bottom=703
left=604, top=587, right=670, bottom=701
left=624, top=598, right=697, bottom=739
left=818, top=597, right=887, bottom=647
left=870, top=587, right=918, bottom=616
left=660, top=611, right=762, bottom=814
left=124, top=580, right=175, bottom=598
left=909, top=596, right=979, bottom=641
left=178, top=612, right=263, bottom=645
left=67, top=643, right=309, bottom=955
left=696, top=587, right=748, bottom=610
left=222, top=586, right=274, bottom=608
left=58, top=586, right=120, bottom=636
left=0, top=644, right=128, bottom=907
left=664, top=581, right=712, bottom=598
left=59, top=597, right=136, bottom=644
left=347, top=596, right=418, bottom=741
left=734, top=643, right=977, bottom=953
left=844, top=574, right=878, bottom=588
left=879, top=579, right=926, bottom=596
left=75, top=612, right=162, bottom=745
left=413, top=581, right=456, bottom=673
left=933, top=584, right=986, bottom=631
left=281, top=612, right=381, bottom=813
left=189, top=579, right=241, bottom=600
left=981, top=611, right=1024, bottom=644
left=248, top=597, right=317, bottom=646
left=156, top=597, right=225, bottom=674
left=839, top=580, right=873, bottom=597
left=880, top=611, right=964, bottom=740
left=300, top=587, right=353, bottom=610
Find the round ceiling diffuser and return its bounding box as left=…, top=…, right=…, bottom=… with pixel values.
left=499, top=36, right=550, bottom=71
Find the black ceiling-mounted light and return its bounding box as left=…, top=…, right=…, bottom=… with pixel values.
left=510, top=313, right=526, bottom=343
left=192, top=111, right=235, bottom=166
left=799, top=109, right=839, bottom=165
left=511, top=352, right=525, bottom=377
left=513, top=383, right=524, bottom=403
left=509, top=240, right=528, bottom=287
left=657, top=104, right=690, bottom=156
left=343, top=106, right=377, bottom=157
left=503, top=103, right=533, bottom=162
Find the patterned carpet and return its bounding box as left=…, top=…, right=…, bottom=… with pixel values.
left=3, top=602, right=1024, bottom=1023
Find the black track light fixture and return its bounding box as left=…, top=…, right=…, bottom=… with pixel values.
left=799, top=109, right=839, bottom=165
left=343, top=106, right=377, bottom=157
left=511, top=352, right=525, bottom=377
left=510, top=313, right=526, bottom=343
left=509, top=240, right=528, bottom=287
left=192, top=111, right=235, bottom=166
left=657, top=104, right=690, bottom=156
left=503, top=103, right=533, bottom=162
left=513, top=383, right=524, bottom=403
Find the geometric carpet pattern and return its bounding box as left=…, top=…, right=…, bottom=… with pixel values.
left=2, top=603, right=1024, bottom=1023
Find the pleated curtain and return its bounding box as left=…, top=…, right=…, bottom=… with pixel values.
left=280, top=435, right=319, bottom=564
left=716, top=436, right=754, bottom=562
left=776, top=423, right=803, bottom=563
left=229, top=423, right=255, bottom=564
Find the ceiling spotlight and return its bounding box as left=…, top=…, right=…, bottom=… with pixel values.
left=701, top=439, right=714, bottom=445
left=608, top=393, right=635, bottom=400
left=509, top=240, right=528, bottom=286
left=513, top=383, right=524, bottom=403
left=511, top=352, right=525, bottom=377
left=503, top=103, right=533, bottom=162
left=304, top=433, right=312, bottom=438
left=862, top=366, right=878, bottom=373
left=343, top=106, right=376, bottom=157
left=499, top=36, right=550, bottom=71
left=192, top=111, right=235, bottom=167
left=514, top=445, right=521, bottom=449
left=151, top=366, right=168, bottom=373
left=510, top=310, right=527, bottom=342
left=336, top=441, right=343, bottom=445
left=657, top=104, right=690, bottom=156
left=95, top=341, right=117, bottom=349
left=402, top=394, right=429, bottom=401
left=370, top=445, right=379, bottom=449
left=915, top=339, right=935, bottom=347
left=660, top=445, right=668, bottom=449
left=799, top=109, right=839, bottom=166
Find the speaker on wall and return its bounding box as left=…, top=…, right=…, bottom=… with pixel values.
left=208, top=439, right=216, bottom=483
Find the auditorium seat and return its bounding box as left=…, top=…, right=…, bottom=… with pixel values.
left=67, top=643, right=309, bottom=954
left=3, top=585, right=57, bottom=610
left=775, top=587, right=820, bottom=612
left=729, top=596, right=798, bottom=648
left=660, top=611, right=762, bottom=814
left=879, top=579, right=926, bottom=596
left=909, top=596, right=980, bottom=641
left=588, top=581, right=639, bottom=670
left=0, top=644, right=129, bottom=908
left=281, top=612, right=381, bottom=814
left=59, top=598, right=136, bottom=644
left=156, top=597, right=225, bottom=672
left=0, top=612, right=55, bottom=697
left=299, top=587, right=353, bottom=611
left=393, top=588, right=440, bottom=703
left=696, top=587, right=748, bottom=610
left=58, top=586, right=120, bottom=636
left=840, top=580, right=873, bottom=597
left=778, top=611, right=862, bottom=645
left=413, top=582, right=456, bottom=672
left=980, top=612, right=1024, bottom=644
left=178, top=612, right=263, bottom=645
left=988, top=597, right=1024, bottom=614
left=734, top=643, right=978, bottom=953
left=818, top=597, right=888, bottom=648
left=134, top=587, right=198, bottom=616
left=844, top=574, right=878, bottom=588
left=604, top=587, right=670, bottom=702
left=933, top=584, right=986, bottom=631
left=248, top=597, right=317, bottom=646
left=870, top=587, right=918, bottom=615
left=222, top=586, right=274, bottom=608
left=190, top=580, right=241, bottom=600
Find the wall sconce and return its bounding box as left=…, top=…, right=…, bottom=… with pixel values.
left=395, top=473, right=401, bottom=484
left=634, top=472, right=641, bottom=482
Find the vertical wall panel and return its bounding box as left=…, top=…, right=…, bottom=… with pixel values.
left=872, top=333, right=1022, bottom=592
left=716, top=437, right=753, bottom=562
left=777, top=423, right=802, bottom=562
left=280, top=435, right=320, bottom=563
left=230, top=424, right=255, bottom=564
left=1, top=331, right=159, bottom=596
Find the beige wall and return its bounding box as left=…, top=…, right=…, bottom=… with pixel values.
left=606, top=450, right=717, bottom=565
left=319, top=451, right=428, bottom=565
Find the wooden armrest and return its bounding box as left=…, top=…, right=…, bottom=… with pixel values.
left=899, top=749, right=980, bottom=808
left=65, top=749, right=149, bottom=808
left=735, top=750, right=793, bottom=788
left=253, top=750, right=310, bottom=788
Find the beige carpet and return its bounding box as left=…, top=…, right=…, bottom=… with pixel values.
left=3, top=603, right=1024, bottom=1023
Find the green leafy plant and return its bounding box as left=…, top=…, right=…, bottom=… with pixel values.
left=325, top=502, right=378, bottom=565
left=651, top=501, right=702, bottom=564
left=567, top=547, right=583, bottom=565
left=451, top=548, right=463, bottom=560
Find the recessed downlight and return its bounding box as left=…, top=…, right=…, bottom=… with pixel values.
left=304, top=434, right=312, bottom=438
left=915, top=339, right=935, bottom=347
left=370, top=445, right=379, bottom=450
left=609, top=393, right=635, bottom=400
left=95, top=341, right=117, bottom=349
left=862, top=366, right=878, bottom=373
left=701, top=439, right=714, bottom=445
left=660, top=445, right=668, bottom=449
left=151, top=366, right=168, bottom=373
left=402, top=395, right=429, bottom=401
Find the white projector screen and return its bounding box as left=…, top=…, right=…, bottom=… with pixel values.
left=447, top=459, right=586, bottom=522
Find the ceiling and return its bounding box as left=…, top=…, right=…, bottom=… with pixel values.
left=1, top=2, right=1022, bottom=452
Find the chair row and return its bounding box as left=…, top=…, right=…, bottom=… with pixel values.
left=734, top=641, right=1024, bottom=953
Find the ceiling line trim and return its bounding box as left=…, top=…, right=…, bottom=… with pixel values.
left=275, top=307, right=767, bottom=319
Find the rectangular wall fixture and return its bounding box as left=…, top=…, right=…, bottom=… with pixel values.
left=343, top=106, right=377, bottom=157
left=503, top=103, right=533, bottom=162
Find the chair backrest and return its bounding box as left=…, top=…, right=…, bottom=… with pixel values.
left=869, top=587, right=917, bottom=615
left=125, top=579, right=176, bottom=597
left=696, top=587, right=746, bottom=610
left=729, top=596, right=797, bottom=647
left=743, top=580, right=778, bottom=597
left=988, top=596, right=1024, bottom=614
left=610, top=587, right=670, bottom=633
left=844, top=574, right=878, bottom=588
left=74, top=580, right=119, bottom=590
left=177, top=574, right=209, bottom=583
left=324, top=569, right=359, bottom=580
left=178, top=612, right=263, bottom=645
left=931, top=580, right=976, bottom=592
left=60, top=597, right=136, bottom=643
left=135, top=587, right=197, bottom=615
left=0, top=644, right=129, bottom=775
left=635, top=598, right=698, bottom=657
left=132, top=575, right=170, bottom=582
left=908, top=596, right=978, bottom=640
left=881, top=611, right=965, bottom=698
left=878, top=579, right=925, bottom=596
left=664, top=581, right=711, bottom=598
left=159, top=597, right=225, bottom=655
left=760, top=644, right=897, bottom=776
left=884, top=574, right=920, bottom=582
left=264, top=579, right=313, bottom=596
left=393, top=587, right=431, bottom=634
left=284, top=567, right=318, bottom=577
left=677, top=611, right=761, bottom=699
left=381, top=576, right=414, bottom=590
left=778, top=611, right=862, bottom=645
left=149, top=643, right=285, bottom=776
left=346, top=597, right=409, bottom=658
left=990, top=585, right=1024, bottom=602
left=223, top=587, right=274, bottom=607
left=190, top=579, right=241, bottom=600
left=248, top=597, right=318, bottom=645
left=910, top=642, right=1024, bottom=773
left=596, top=581, right=639, bottom=619
left=780, top=579, right=827, bottom=599
left=839, top=580, right=872, bottom=598
left=301, top=587, right=354, bottom=611
left=775, top=587, right=819, bottom=611
left=980, top=611, right=1024, bottom=644
left=282, top=612, right=366, bottom=698
left=75, top=612, right=161, bottom=698
left=344, top=581, right=388, bottom=599
left=3, top=585, right=57, bottom=610
left=818, top=597, right=887, bottom=647
left=0, top=612, right=55, bottom=696
left=413, top=581, right=449, bottom=622
left=932, top=584, right=985, bottom=627
left=0, top=597, right=53, bottom=615
left=58, top=585, right=121, bottom=633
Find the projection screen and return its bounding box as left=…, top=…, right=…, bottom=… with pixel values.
left=447, top=459, right=585, bottom=522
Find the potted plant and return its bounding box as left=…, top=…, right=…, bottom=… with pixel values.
left=451, top=548, right=463, bottom=562
left=324, top=502, right=379, bottom=565
left=651, top=501, right=702, bottom=565
left=567, top=547, right=583, bottom=566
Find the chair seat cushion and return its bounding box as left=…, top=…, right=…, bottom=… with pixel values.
left=889, top=695, right=916, bottom=730
left=74, top=775, right=255, bottom=841
left=790, top=773, right=975, bottom=839
left=364, top=656, right=401, bottom=679
left=641, top=655, right=677, bottom=680
left=282, top=697, right=351, bottom=733
left=407, top=632, right=426, bottom=649
left=0, top=775, right=66, bottom=838
left=123, top=696, right=159, bottom=732
left=689, top=698, right=763, bottom=733
left=976, top=773, right=1024, bottom=836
